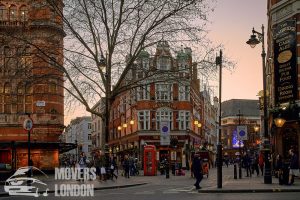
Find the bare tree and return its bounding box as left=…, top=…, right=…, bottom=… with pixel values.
left=1, top=0, right=235, bottom=122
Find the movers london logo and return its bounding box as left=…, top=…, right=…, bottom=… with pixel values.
left=4, top=166, right=96, bottom=197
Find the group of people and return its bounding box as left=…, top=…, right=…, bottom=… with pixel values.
left=240, top=151, right=265, bottom=177
left=274, top=149, right=299, bottom=185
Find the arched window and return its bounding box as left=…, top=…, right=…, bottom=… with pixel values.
left=25, top=84, right=32, bottom=113
left=0, top=4, right=7, bottom=21
left=4, top=82, right=11, bottom=94
left=9, top=5, right=17, bottom=21
left=4, top=82, right=11, bottom=113
left=17, top=83, right=24, bottom=113
left=19, top=6, right=28, bottom=21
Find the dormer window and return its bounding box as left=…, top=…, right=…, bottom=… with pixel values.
left=157, top=57, right=170, bottom=70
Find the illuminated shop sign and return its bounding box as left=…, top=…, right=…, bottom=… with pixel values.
left=274, top=20, right=297, bottom=104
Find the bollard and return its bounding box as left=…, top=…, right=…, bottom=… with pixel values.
left=239, top=163, right=242, bottom=179
left=234, top=164, right=237, bottom=179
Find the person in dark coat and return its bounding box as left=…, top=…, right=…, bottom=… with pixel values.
left=192, top=152, right=203, bottom=189
left=288, top=149, right=299, bottom=185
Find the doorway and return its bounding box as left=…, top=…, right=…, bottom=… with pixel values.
left=282, top=127, right=298, bottom=159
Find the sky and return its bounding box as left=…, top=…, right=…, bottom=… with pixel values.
left=208, top=0, right=268, bottom=101
left=63, top=0, right=268, bottom=125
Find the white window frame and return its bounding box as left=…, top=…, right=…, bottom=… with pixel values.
left=156, top=109, right=173, bottom=130
left=178, top=111, right=190, bottom=130
left=179, top=85, right=190, bottom=101
left=156, top=84, right=172, bottom=101
left=157, top=57, right=170, bottom=70
left=138, top=110, right=150, bottom=130
left=137, top=84, right=150, bottom=100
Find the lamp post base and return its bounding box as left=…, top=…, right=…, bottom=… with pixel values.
left=217, top=144, right=222, bottom=188
left=263, top=150, right=272, bottom=184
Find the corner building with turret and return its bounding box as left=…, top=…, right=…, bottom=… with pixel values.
left=0, top=0, right=67, bottom=171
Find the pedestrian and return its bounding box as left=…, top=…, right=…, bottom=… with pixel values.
left=110, top=157, right=118, bottom=180
left=288, top=149, right=299, bottom=185
left=78, top=152, right=87, bottom=181
left=251, top=153, right=259, bottom=176
left=243, top=153, right=251, bottom=177
left=275, top=154, right=284, bottom=184
left=94, top=151, right=101, bottom=181
left=258, top=152, right=264, bottom=176
left=123, top=155, right=130, bottom=178
left=192, top=152, right=203, bottom=189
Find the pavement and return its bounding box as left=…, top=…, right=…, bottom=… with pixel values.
left=0, top=165, right=300, bottom=197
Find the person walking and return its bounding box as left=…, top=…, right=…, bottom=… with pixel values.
left=258, top=152, right=264, bottom=176
left=110, top=157, right=118, bottom=180
left=275, top=154, right=284, bottom=184
left=78, top=152, right=87, bottom=181
left=251, top=153, right=259, bottom=176
left=288, top=149, right=299, bottom=185
left=192, top=152, right=203, bottom=189
left=123, top=155, right=130, bottom=178
left=243, top=152, right=251, bottom=177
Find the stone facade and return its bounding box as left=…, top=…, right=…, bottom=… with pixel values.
left=0, top=0, right=64, bottom=170
left=108, top=41, right=204, bottom=168
left=267, top=0, right=300, bottom=160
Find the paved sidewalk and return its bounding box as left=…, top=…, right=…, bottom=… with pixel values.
left=1, top=165, right=300, bottom=197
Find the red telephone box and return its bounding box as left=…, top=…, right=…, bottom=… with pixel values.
left=143, top=145, right=156, bottom=176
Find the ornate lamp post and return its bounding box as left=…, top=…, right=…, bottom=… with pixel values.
left=216, top=49, right=223, bottom=188
left=247, top=24, right=272, bottom=184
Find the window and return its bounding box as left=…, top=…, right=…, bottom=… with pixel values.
left=9, top=5, right=17, bottom=21
left=88, top=123, right=92, bottom=130
left=142, top=59, right=149, bottom=70
left=49, top=79, right=57, bottom=93
left=179, top=85, right=190, bottom=101
left=156, top=84, right=172, bottom=101
left=19, top=6, right=28, bottom=21
left=137, top=85, right=150, bottom=100
left=178, top=60, right=188, bottom=71
left=4, top=83, right=11, bottom=113
left=178, top=111, right=190, bottom=130
left=138, top=110, right=150, bottom=130
left=88, top=134, right=92, bottom=140
left=4, top=83, right=11, bottom=94
left=88, top=145, right=92, bottom=153
left=0, top=5, right=6, bottom=21
left=157, top=57, right=170, bottom=70
left=156, top=109, right=173, bottom=130
left=17, top=83, right=24, bottom=113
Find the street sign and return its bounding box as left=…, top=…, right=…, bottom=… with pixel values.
left=160, top=121, right=170, bottom=145
left=23, top=118, right=33, bottom=131
left=36, top=101, right=46, bottom=107
left=237, top=125, right=248, bottom=140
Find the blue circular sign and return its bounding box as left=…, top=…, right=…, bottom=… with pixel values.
left=162, top=126, right=168, bottom=132
left=239, top=130, right=246, bottom=137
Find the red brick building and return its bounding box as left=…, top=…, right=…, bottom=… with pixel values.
left=0, top=0, right=66, bottom=170
left=267, top=0, right=300, bottom=160
left=108, top=41, right=204, bottom=168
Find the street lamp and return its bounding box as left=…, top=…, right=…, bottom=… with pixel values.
left=247, top=24, right=272, bottom=184
left=216, top=49, right=223, bottom=188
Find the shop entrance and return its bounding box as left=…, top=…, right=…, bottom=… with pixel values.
left=282, top=127, right=298, bottom=159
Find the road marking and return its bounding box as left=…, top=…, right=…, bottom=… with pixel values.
left=135, top=191, right=155, bottom=195
left=163, top=191, right=180, bottom=194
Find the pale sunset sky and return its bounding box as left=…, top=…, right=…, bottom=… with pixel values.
left=64, top=0, right=268, bottom=125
